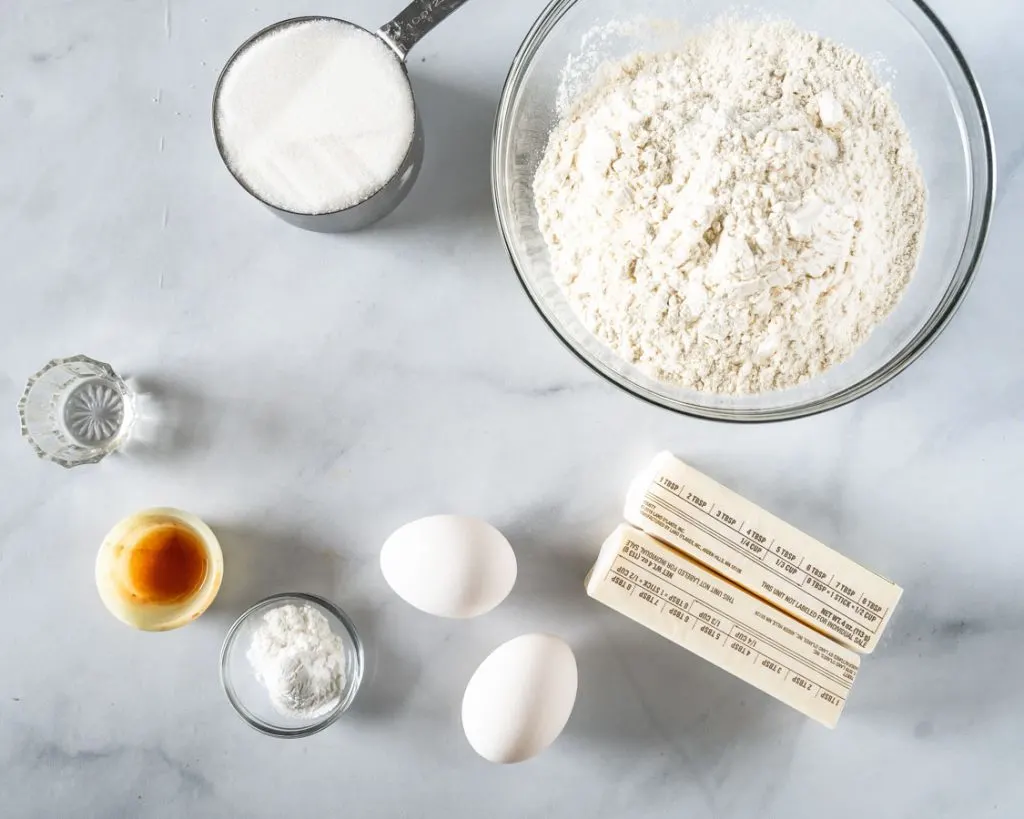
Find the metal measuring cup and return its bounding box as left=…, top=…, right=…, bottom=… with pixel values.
left=213, top=0, right=473, bottom=232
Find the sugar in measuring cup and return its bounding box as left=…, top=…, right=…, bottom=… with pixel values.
left=213, top=1, right=473, bottom=232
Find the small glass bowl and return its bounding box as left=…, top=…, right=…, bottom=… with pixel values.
left=220, top=593, right=364, bottom=738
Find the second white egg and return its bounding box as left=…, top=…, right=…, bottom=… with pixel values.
left=462, top=633, right=578, bottom=764
left=380, top=515, right=517, bottom=618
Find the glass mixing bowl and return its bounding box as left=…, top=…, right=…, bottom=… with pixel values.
left=492, top=0, right=995, bottom=421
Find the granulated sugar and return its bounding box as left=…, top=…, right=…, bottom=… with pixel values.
left=534, top=19, right=927, bottom=394
left=216, top=19, right=415, bottom=215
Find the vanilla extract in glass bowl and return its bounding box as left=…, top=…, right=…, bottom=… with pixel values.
left=95, top=508, right=224, bottom=631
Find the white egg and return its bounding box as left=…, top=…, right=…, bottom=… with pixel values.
left=462, top=634, right=578, bottom=764
left=380, top=515, right=517, bottom=619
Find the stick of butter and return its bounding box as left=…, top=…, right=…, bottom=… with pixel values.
left=624, top=452, right=902, bottom=653
left=587, top=525, right=861, bottom=728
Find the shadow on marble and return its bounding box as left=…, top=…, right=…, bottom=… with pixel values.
left=844, top=600, right=1022, bottom=738
left=568, top=625, right=805, bottom=773
left=343, top=603, right=425, bottom=723
left=118, top=375, right=209, bottom=462
left=507, top=539, right=596, bottom=617
left=208, top=522, right=344, bottom=617
left=372, top=75, right=496, bottom=236
left=498, top=513, right=610, bottom=616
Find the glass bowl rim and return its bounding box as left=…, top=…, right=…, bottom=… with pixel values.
left=219, top=591, right=364, bottom=738
left=490, top=0, right=997, bottom=423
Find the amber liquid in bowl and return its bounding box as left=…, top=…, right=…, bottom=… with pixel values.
left=126, top=521, right=208, bottom=605
left=97, top=508, right=222, bottom=630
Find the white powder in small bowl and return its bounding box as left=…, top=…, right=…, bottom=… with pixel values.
left=247, top=603, right=347, bottom=719
left=215, top=18, right=415, bottom=215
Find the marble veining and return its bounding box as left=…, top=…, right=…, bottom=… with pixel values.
left=1, top=1, right=1022, bottom=817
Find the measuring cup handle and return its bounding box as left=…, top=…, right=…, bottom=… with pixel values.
left=378, top=0, right=473, bottom=60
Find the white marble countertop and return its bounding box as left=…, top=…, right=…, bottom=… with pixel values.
left=2, top=1, right=1022, bottom=816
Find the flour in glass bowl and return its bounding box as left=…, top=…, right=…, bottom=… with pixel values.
left=534, top=19, right=927, bottom=394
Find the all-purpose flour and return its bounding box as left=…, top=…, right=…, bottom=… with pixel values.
left=534, top=19, right=927, bottom=394
left=216, top=19, right=415, bottom=215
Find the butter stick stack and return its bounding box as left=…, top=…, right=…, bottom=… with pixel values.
left=586, top=452, right=903, bottom=728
